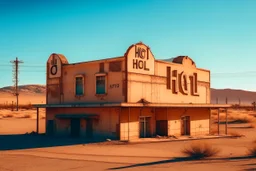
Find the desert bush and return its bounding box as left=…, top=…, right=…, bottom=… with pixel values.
left=228, top=131, right=244, bottom=137
left=209, top=127, right=218, bottom=135
left=229, top=114, right=255, bottom=123
left=248, top=123, right=256, bottom=128
left=3, top=114, right=13, bottom=118
left=0, top=103, right=35, bottom=110
left=20, top=114, right=32, bottom=118
left=181, top=141, right=220, bottom=159
left=247, top=145, right=256, bottom=157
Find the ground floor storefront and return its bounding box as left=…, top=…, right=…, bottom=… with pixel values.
left=33, top=103, right=231, bottom=141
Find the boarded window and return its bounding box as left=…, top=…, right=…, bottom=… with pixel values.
left=109, top=61, right=122, bottom=72
left=166, top=66, right=171, bottom=89
left=99, top=63, right=104, bottom=72
left=75, top=77, right=84, bottom=95
left=96, top=76, right=106, bottom=94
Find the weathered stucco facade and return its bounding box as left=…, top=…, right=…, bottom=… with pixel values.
left=36, top=42, right=229, bottom=141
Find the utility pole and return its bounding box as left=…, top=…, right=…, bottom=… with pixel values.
left=252, top=102, right=256, bottom=111
left=10, top=57, right=23, bottom=111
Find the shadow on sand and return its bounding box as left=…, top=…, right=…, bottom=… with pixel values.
left=108, top=156, right=256, bottom=170
left=0, top=134, right=106, bottom=151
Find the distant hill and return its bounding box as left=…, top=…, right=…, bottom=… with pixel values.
left=211, top=88, right=256, bottom=105
left=0, top=85, right=46, bottom=95
left=0, top=85, right=255, bottom=105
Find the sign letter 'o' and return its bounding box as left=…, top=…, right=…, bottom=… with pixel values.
left=50, top=65, right=58, bottom=75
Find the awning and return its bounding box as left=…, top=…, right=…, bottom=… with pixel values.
left=33, top=102, right=232, bottom=108
left=55, top=114, right=99, bottom=119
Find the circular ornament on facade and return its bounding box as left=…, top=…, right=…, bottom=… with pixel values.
left=50, top=65, right=58, bottom=75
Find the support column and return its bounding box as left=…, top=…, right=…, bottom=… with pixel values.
left=36, top=107, right=39, bottom=134
left=128, top=107, right=130, bottom=141
left=209, top=108, right=211, bottom=135
left=166, top=107, right=168, bottom=136
left=217, top=108, right=220, bottom=135
left=225, top=108, right=228, bottom=135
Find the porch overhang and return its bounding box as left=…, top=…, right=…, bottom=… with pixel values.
left=55, top=114, right=99, bottom=119
left=33, top=103, right=231, bottom=109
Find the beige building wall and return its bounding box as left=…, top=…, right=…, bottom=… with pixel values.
left=120, top=107, right=156, bottom=141
left=167, top=108, right=210, bottom=136
left=125, top=43, right=210, bottom=104
left=46, top=107, right=120, bottom=139
left=46, top=54, right=126, bottom=104
left=62, top=58, right=125, bottom=104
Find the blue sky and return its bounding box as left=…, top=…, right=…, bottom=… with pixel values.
left=0, top=0, right=256, bottom=91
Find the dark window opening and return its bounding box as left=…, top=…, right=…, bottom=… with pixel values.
left=96, top=76, right=106, bottom=94
left=75, top=77, right=84, bottom=95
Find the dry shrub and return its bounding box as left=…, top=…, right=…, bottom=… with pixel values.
left=181, top=141, right=220, bottom=159
left=247, top=145, right=256, bottom=157
left=20, top=114, right=32, bottom=118
left=3, top=114, right=13, bottom=118
left=229, top=114, right=255, bottom=123
left=210, top=127, right=218, bottom=135
left=228, top=131, right=244, bottom=137
left=248, top=123, right=256, bottom=128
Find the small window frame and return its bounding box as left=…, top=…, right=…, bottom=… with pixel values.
left=95, top=73, right=107, bottom=95
left=74, top=74, right=85, bottom=97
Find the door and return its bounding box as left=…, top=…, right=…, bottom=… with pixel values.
left=156, top=120, right=168, bottom=136
left=139, top=117, right=151, bottom=138
left=70, top=119, right=81, bottom=138
left=181, top=116, right=190, bottom=136
left=47, top=120, right=55, bottom=136
left=86, top=119, right=93, bottom=138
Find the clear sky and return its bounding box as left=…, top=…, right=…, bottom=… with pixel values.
left=0, top=0, right=256, bottom=91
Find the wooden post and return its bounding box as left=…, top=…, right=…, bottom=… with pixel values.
left=253, top=102, right=256, bottom=111
left=218, top=108, right=220, bottom=135
left=36, top=107, right=39, bottom=134
left=128, top=107, right=130, bottom=141
left=225, top=108, right=228, bottom=135
left=226, top=97, right=228, bottom=104
left=11, top=101, right=14, bottom=111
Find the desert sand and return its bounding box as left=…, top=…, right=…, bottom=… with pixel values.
left=0, top=107, right=256, bottom=170
left=0, top=90, right=256, bottom=170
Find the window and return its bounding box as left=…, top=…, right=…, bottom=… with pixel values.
left=75, top=76, right=84, bottom=96
left=166, top=66, right=171, bottom=89
left=99, top=62, right=104, bottom=72
left=109, top=61, right=122, bottom=72
left=96, top=75, right=106, bottom=94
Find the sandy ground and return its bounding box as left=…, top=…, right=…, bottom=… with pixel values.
left=0, top=109, right=256, bottom=171
left=0, top=92, right=45, bottom=105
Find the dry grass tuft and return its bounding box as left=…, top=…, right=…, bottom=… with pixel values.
left=212, top=110, right=256, bottom=124
left=19, top=114, right=32, bottom=119
left=247, top=145, right=256, bottom=157
left=3, top=114, right=13, bottom=118
left=181, top=141, right=220, bottom=159
left=0, top=103, right=35, bottom=110
left=228, top=131, right=244, bottom=137
left=248, top=123, right=256, bottom=128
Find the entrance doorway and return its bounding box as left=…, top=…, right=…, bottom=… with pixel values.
left=156, top=120, right=168, bottom=136
left=47, top=120, right=55, bottom=136
left=70, top=118, right=81, bottom=138
left=181, top=116, right=190, bottom=136
left=86, top=119, right=93, bottom=138
left=139, top=117, right=151, bottom=138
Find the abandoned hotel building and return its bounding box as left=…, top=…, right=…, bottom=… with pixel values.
left=34, top=42, right=230, bottom=140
